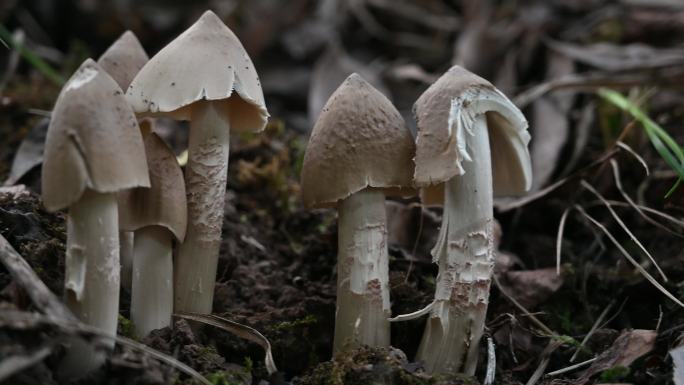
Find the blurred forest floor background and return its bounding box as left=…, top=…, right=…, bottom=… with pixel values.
left=2, top=1, right=684, bottom=384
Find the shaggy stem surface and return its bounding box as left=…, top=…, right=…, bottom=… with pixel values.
left=61, top=189, right=120, bottom=377
left=174, top=101, right=230, bottom=314
left=334, top=189, right=390, bottom=355
left=417, top=115, right=494, bottom=375
left=131, top=225, right=173, bottom=337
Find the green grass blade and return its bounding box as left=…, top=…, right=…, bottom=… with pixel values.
left=0, top=23, right=64, bottom=86
left=598, top=88, right=684, bottom=196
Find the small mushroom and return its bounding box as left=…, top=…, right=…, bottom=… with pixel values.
left=126, top=10, right=268, bottom=314
left=97, top=30, right=150, bottom=293
left=119, top=120, right=186, bottom=337
left=301, top=73, right=415, bottom=355
left=404, top=66, right=531, bottom=375
left=42, top=58, right=149, bottom=376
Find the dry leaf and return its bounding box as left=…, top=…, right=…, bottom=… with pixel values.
left=4, top=119, right=48, bottom=187
left=577, top=329, right=657, bottom=384
left=502, top=268, right=564, bottom=309
left=547, top=39, right=684, bottom=71
left=530, top=51, right=575, bottom=190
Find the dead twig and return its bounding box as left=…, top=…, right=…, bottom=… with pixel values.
left=0, top=233, right=76, bottom=321
left=514, top=67, right=684, bottom=108
left=0, top=310, right=212, bottom=385
left=525, top=339, right=565, bottom=385
left=581, top=180, right=668, bottom=281
left=496, top=148, right=620, bottom=212
left=570, top=300, right=615, bottom=362
left=574, top=205, right=684, bottom=307
left=175, top=312, right=278, bottom=375
left=609, top=160, right=684, bottom=237
left=0, top=346, right=52, bottom=382
left=492, top=274, right=556, bottom=337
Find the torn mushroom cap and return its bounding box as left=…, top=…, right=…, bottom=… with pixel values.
left=118, top=120, right=187, bottom=242
left=97, top=30, right=149, bottom=91
left=414, top=65, right=532, bottom=205
left=301, top=73, right=415, bottom=208
left=42, top=58, right=150, bottom=212
left=126, top=10, right=268, bottom=132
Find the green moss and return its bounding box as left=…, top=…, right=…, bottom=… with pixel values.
left=206, top=370, right=249, bottom=385
left=117, top=314, right=136, bottom=339
left=599, top=366, right=630, bottom=382
left=270, top=314, right=318, bottom=332
left=243, top=357, right=253, bottom=374
left=198, top=345, right=219, bottom=358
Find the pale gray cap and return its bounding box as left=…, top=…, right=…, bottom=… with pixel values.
left=42, top=59, right=150, bottom=212
left=301, top=73, right=415, bottom=208
left=97, top=30, right=149, bottom=91
left=126, top=10, right=268, bottom=133
left=414, top=65, right=532, bottom=205
left=119, top=120, right=187, bottom=241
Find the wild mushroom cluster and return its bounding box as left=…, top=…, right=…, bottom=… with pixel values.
left=39, top=9, right=531, bottom=380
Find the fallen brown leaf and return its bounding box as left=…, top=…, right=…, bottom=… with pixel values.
left=576, top=329, right=657, bottom=384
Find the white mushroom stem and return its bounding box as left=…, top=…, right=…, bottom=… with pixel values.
left=417, top=115, right=493, bottom=375
left=333, top=188, right=390, bottom=355
left=174, top=100, right=230, bottom=314
left=120, top=231, right=134, bottom=292
left=131, top=225, right=173, bottom=337
left=61, top=189, right=120, bottom=377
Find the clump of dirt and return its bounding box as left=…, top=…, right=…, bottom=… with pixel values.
left=294, top=345, right=478, bottom=385
left=0, top=186, right=65, bottom=298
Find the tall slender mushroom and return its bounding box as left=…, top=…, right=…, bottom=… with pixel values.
left=42, top=58, right=149, bottom=376
left=97, top=30, right=149, bottom=292
left=301, top=73, right=415, bottom=355
left=119, top=121, right=186, bottom=337
left=398, top=66, right=531, bottom=375
left=126, top=10, right=268, bottom=314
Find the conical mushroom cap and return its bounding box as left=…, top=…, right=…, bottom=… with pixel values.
left=42, top=59, right=150, bottom=212
left=97, top=30, right=149, bottom=90
left=126, top=10, right=268, bottom=132
left=301, top=73, right=415, bottom=208
left=414, top=65, right=532, bottom=205
left=119, top=121, right=187, bottom=241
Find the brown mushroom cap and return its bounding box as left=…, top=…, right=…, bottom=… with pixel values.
left=97, top=30, right=149, bottom=91
left=414, top=65, right=532, bottom=205
left=118, top=121, right=187, bottom=241
left=301, top=73, right=415, bottom=208
left=126, top=10, right=268, bottom=132
left=42, top=59, right=150, bottom=212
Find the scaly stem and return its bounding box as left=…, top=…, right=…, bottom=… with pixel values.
left=131, top=225, right=173, bottom=337
left=120, top=231, right=134, bottom=292
left=174, top=101, right=230, bottom=314
left=417, top=115, right=493, bottom=375
left=60, top=189, right=120, bottom=378
left=334, top=189, right=390, bottom=355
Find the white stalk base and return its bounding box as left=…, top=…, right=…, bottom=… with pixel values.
left=131, top=225, right=173, bottom=337
left=60, top=190, right=120, bottom=378
left=417, top=115, right=494, bottom=375
left=333, top=189, right=390, bottom=355
left=120, top=231, right=134, bottom=292
left=174, top=101, right=230, bottom=314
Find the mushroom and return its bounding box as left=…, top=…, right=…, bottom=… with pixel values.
left=126, top=10, right=268, bottom=314
left=97, top=30, right=149, bottom=293
left=301, top=73, right=415, bottom=355
left=41, top=58, right=149, bottom=375
left=119, top=120, right=186, bottom=337
left=399, top=66, right=531, bottom=375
